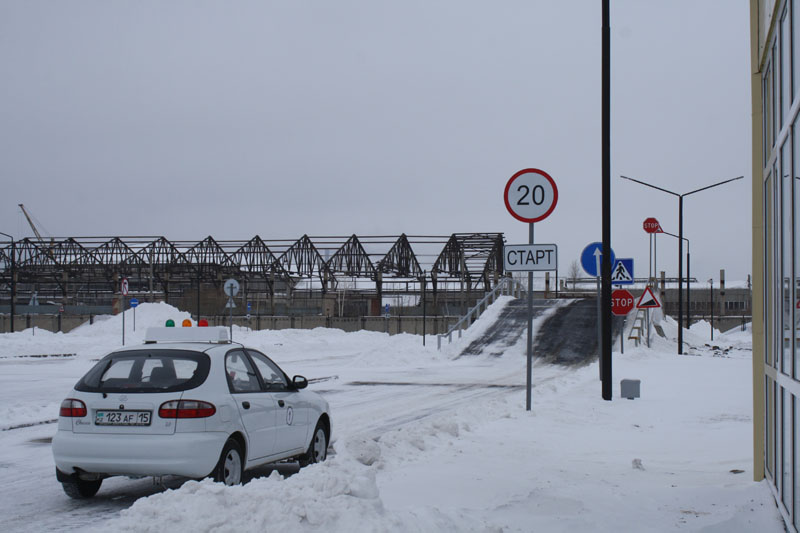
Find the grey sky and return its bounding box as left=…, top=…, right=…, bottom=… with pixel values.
left=0, top=1, right=751, bottom=282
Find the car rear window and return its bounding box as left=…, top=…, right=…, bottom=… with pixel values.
left=75, top=349, right=210, bottom=393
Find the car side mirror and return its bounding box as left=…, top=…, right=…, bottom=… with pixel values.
left=292, top=375, right=308, bottom=390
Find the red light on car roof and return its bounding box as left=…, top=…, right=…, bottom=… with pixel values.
left=198, top=319, right=208, bottom=327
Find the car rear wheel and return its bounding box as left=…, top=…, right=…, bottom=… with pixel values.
left=299, top=422, right=328, bottom=467
left=61, top=478, right=102, bottom=499
left=212, top=438, right=243, bottom=486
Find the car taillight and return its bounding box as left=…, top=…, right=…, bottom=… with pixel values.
left=159, top=400, right=216, bottom=419
left=60, top=399, right=87, bottom=417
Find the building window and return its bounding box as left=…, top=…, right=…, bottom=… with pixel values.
left=769, top=377, right=775, bottom=479
left=784, top=6, right=792, bottom=129
left=784, top=389, right=793, bottom=513
left=794, top=0, right=800, bottom=105
left=782, top=140, right=794, bottom=376
left=768, top=172, right=775, bottom=367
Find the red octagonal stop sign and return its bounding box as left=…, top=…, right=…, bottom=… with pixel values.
left=643, top=217, right=663, bottom=234
left=612, top=289, right=635, bottom=316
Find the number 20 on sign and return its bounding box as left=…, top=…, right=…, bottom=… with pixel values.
left=503, top=168, right=558, bottom=223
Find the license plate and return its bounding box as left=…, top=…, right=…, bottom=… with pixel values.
left=95, top=410, right=152, bottom=426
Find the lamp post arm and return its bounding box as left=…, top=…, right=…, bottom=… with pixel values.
left=682, top=175, right=744, bottom=197
left=620, top=175, right=680, bottom=197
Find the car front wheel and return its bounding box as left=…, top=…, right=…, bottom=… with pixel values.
left=212, top=438, right=243, bottom=486
left=61, top=478, right=102, bottom=499
left=300, top=422, right=328, bottom=467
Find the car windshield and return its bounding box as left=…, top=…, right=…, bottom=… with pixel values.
left=75, top=349, right=210, bottom=393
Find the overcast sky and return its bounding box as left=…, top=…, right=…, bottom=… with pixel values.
left=0, top=1, right=751, bottom=282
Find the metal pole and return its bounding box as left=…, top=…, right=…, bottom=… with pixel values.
left=526, top=222, right=534, bottom=411
left=601, top=0, right=612, bottom=401
left=10, top=239, right=15, bottom=333
left=686, top=247, right=691, bottom=329
left=122, top=295, right=125, bottom=346
left=710, top=279, right=714, bottom=341
left=620, top=316, right=624, bottom=354
left=0, top=232, right=15, bottom=333
left=678, top=196, right=684, bottom=355
left=422, top=271, right=427, bottom=346
left=596, top=253, right=602, bottom=380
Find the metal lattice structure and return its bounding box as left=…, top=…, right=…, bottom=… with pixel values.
left=432, top=233, right=504, bottom=291
left=0, top=233, right=505, bottom=313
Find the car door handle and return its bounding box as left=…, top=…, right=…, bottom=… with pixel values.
left=242, top=401, right=250, bottom=409
left=278, top=400, right=285, bottom=408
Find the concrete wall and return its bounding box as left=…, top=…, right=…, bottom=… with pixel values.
left=0, top=313, right=459, bottom=336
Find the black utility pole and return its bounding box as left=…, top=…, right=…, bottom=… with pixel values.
left=0, top=232, right=15, bottom=333
left=619, top=175, right=743, bottom=354
left=661, top=231, right=690, bottom=327
left=601, top=0, right=612, bottom=400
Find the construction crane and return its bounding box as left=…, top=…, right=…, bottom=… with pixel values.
left=18, top=203, right=46, bottom=243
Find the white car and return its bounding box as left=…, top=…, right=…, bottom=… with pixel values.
left=52, top=326, right=331, bottom=498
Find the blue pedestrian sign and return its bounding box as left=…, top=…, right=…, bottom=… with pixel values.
left=129, top=298, right=139, bottom=308
left=384, top=304, right=390, bottom=318
left=611, top=258, right=634, bottom=285
left=580, top=242, right=615, bottom=277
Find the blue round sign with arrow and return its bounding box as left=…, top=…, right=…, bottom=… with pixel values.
left=580, top=242, right=615, bottom=277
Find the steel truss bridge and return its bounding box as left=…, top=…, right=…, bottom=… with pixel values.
left=0, top=233, right=505, bottom=311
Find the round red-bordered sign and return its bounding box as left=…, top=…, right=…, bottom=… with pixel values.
left=504, top=168, right=558, bottom=223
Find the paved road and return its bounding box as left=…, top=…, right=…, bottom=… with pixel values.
left=459, top=298, right=622, bottom=366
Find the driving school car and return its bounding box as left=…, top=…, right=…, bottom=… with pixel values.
left=51, top=326, right=331, bottom=498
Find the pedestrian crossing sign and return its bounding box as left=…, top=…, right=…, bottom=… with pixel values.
left=611, top=258, right=634, bottom=285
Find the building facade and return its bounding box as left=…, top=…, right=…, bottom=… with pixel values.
left=751, top=0, right=800, bottom=528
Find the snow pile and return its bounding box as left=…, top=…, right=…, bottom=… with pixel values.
left=101, top=419, right=484, bottom=533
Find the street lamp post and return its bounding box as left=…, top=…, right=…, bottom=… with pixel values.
left=0, top=232, right=15, bottom=333
left=661, top=231, right=690, bottom=328
left=620, top=175, right=743, bottom=354
left=709, top=278, right=714, bottom=341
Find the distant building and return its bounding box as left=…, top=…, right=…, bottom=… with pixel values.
left=751, top=0, right=799, bottom=528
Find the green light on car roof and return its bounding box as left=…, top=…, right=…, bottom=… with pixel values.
left=165, top=319, right=175, bottom=327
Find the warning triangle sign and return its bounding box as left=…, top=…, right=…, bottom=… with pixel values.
left=636, top=287, right=661, bottom=309
left=611, top=260, right=633, bottom=283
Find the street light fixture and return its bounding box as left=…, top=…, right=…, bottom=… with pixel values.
left=620, top=175, right=743, bottom=354
left=660, top=231, right=690, bottom=327
left=0, top=231, right=15, bottom=333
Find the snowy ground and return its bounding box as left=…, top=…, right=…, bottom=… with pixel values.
left=0, top=300, right=785, bottom=532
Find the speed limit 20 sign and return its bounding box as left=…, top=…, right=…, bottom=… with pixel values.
left=504, top=168, right=558, bottom=223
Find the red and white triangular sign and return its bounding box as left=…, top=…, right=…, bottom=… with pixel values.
left=636, top=286, right=661, bottom=309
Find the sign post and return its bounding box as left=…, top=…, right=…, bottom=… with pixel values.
left=636, top=286, right=661, bottom=348
left=121, top=278, right=128, bottom=345
left=224, top=279, right=240, bottom=340
left=130, top=297, right=139, bottom=331
left=504, top=168, right=558, bottom=411
left=612, top=289, right=635, bottom=354
left=581, top=242, right=615, bottom=379
left=643, top=217, right=663, bottom=282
